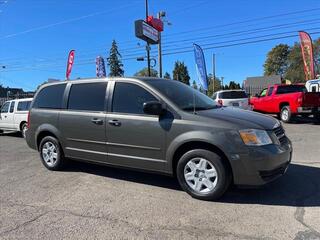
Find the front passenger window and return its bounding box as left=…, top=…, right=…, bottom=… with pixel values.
left=112, top=82, right=158, bottom=114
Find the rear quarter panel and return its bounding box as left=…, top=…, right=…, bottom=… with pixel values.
left=29, top=108, right=61, bottom=149
left=13, top=111, right=28, bottom=130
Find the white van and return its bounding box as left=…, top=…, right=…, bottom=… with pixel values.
left=306, top=79, right=320, bottom=92
left=0, top=98, right=32, bottom=138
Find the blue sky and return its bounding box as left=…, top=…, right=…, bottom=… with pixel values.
left=0, top=0, right=320, bottom=91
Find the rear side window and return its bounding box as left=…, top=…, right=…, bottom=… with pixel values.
left=112, top=82, right=157, bottom=114
left=267, top=87, right=274, bottom=96
left=33, top=84, right=66, bottom=109
left=68, top=83, right=107, bottom=111
left=17, top=101, right=31, bottom=111
left=9, top=101, right=15, bottom=113
left=1, top=102, right=10, bottom=113
left=276, top=85, right=306, bottom=94
left=219, top=91, right=247, bottom=99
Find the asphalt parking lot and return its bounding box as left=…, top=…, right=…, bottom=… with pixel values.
left=1, top=120, right=320, bottom=240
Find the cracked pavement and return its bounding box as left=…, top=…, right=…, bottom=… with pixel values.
left=0, top=122, right=320, bottom=239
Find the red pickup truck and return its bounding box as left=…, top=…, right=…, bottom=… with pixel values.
left=250, top=84, right=320, bottom=122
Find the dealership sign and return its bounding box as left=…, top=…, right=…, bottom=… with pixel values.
left=135, top=20, right=159, bottom=44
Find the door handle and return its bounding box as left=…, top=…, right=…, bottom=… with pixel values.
left=108, top=119, right=121, bottom=127
left=91, top=118, right=103, bottom=125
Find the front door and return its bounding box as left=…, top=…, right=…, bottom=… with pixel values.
left=60, top=82, right=108, bottom=163
left=0, top=101, right=13, bottom=130
left=106, top=81, right=166, bottom=172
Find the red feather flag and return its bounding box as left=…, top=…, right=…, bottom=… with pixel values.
left=66, top=50, right=75, bottom=80
left=299, top=31, right=315, bottom=80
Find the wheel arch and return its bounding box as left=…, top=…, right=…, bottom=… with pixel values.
left=279, top=102, right=290, bottom=111
left=170, top=140, right=233, bottom=181
left=35, top=124, right=63, bottom=151
left=19, top=121, right=27, bottom=131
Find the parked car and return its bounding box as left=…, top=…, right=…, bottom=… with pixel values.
left=212, top=90, right=250, bottom=110
left=25, top=78, right=292, bottom=200
left=0, top=98, right=32, bottom=137
left=250, top=84, right=320, bottom=123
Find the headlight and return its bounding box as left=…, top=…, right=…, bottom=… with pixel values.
left=239, top=129, right=272, bottom=146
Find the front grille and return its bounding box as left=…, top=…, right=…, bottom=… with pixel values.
left=273, top=126, right=287, bottom=145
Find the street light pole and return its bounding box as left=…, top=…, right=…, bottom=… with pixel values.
left=145, top=0, right=151, bottom=77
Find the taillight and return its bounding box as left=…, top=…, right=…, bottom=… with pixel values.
left=218, top=99, right=223, bottom=106
left=27, top=111, right=30, bottom=128
left=297, top=96, right=302, bottom=104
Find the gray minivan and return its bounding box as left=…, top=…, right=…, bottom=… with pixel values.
left=25, top=77, right=292, bottom=200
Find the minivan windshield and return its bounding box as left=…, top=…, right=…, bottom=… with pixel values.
left=147, top=79, right=218, bottom=111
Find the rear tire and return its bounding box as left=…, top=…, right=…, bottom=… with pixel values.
left=21, top=123, right=27, bottom=138
left=39, top=136, right=65, bottom=171
left=176, top=149, right=231, bottom=201
left=280, top=106, right=291, bottom=123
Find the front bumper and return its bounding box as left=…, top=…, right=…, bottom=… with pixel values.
left=230, top=137, right=292, bottom=186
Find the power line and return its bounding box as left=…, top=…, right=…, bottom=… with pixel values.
left=3, top=18, right=320, bottom=68
left=3, top=6, right=319, bottom=63
left=3, top=9, right=320, bottom=69
left=163, top=31, right=320, bottom=56
left=3, top=31, right=320, bottom=73
left=164, top=7, right=320, bottom=38
left=0, top=2, right=139, bottom=40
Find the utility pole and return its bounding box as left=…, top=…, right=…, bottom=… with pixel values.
left=145, top=0, right=151, bottom=77
left=212, top=53, right=215, bottom=93
left=157, top=12, right=163, bottom=78
left=221, top=76, right=224, bottom=90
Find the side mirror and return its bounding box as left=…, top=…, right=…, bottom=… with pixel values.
left=255, top=93, right=259, bottom=97
left=143, top=101, right=164, bottom=115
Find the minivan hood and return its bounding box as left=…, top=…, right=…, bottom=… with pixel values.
left=195, top=107, right=279, bottom=130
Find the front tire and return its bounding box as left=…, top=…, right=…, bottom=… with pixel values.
left=280, top=106, right=291, bottom=123
left=39, top=136, right=65, bottom=170
left=176, top=149, right=231, bottom=201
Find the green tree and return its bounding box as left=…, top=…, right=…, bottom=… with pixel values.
left=134, top=67, right=158, bottom=77
left=228, top=81, right=241, bottom=89
left=223, top=84, right=229, bottom=90
left=172, top=61, right=190, bottom=85
left=107, top=40, right=124, bottom=77
left=163, top=72, right=171, bottom=79
left=284, top=43, right=305, bottom=83
left=192, top=80, right=198, bottom=90
left=263, top=44, right=290, bottom=76
left=207, top=74, right=222, bottom=96
left=312, top=38, right=320, bottom=77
